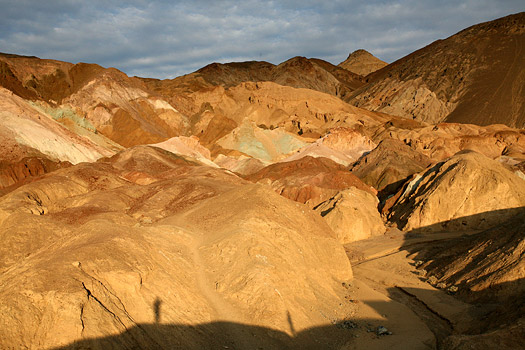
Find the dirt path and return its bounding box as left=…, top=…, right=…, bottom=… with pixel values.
left=189, top=234, right=254, bottom=350
left=346, top=229, right=477, bottom=350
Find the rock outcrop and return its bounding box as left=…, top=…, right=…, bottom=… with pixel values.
left=315, top=187, right=386, bottom=244
left=387, top=150, right=525, bottom=232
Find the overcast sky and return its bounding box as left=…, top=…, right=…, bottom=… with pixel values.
left=0, top=1, right=522, bottom=79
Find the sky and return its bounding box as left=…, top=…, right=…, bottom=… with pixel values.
left=0, top=1, right=523, bottom=79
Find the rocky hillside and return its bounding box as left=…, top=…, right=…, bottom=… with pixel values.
left=411, top=213, right=525, bottom=349
left=349, top=13, right=525, bottom=128
left=0, top=12, right=524, bottom=350
left=0, top=146, right=354, bottom=349
left=142, top=56, right=365, bottom=103
left=386, top=150, right=525, bottom=232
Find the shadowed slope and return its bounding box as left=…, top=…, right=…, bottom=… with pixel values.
left=349, top=13, right=525, bottom=127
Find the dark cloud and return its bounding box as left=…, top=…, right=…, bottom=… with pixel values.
left=0, top=0, right=522, bottom=78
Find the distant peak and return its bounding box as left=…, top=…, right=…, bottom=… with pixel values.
left=284, top=56, right=309, bottom=62
left=338, top=50, right=387, bottom=76
left=346, top=49, right=373, bottom=58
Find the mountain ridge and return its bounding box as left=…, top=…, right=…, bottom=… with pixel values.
left=349, top=12, right=525, bottom=127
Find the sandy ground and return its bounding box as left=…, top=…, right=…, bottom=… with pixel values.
left=342, top=228, right=480, bottom=350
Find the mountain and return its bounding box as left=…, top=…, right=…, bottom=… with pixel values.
left=1, top=12, right=525, bottom=350
left=0, top=53, right=190, bottom=147
left=141, top=56, right=365, bottom=111
left=338, top=49, right=388, bottom=76
left=349, top=12, right=525, bottom=128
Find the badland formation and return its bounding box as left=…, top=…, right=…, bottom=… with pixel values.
left=0, top=12, right=524, bottom=350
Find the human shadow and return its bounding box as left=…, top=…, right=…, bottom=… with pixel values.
left=48, top=293, right=437, bottom=350
left=43, top=208, right=525, bottom=350
left=51, top=281, right=523, bottom=350
left=48, top=317, right=370, bottom=350
left=153, top=297, right=162, bottom=324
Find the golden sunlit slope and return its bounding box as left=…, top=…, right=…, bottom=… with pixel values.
left=0, top=53, right=190, bottom=147
left=0, top=145, right=354, bottom=350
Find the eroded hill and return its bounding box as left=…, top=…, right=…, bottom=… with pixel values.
left=0, top=12, right=524, bottom=350
left=349, top=12, right=525, bottom=128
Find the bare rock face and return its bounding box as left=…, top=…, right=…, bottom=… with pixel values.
left=349, top=13, right=525, bottom=128
left=0, top=146, right=353, bottom=350
left=315, top=187, right=386, bottom=244
left=283, top=127, right=376, bottom=166
left=387, top=150, right=525, bottom=232
left=338, top=49, right=388, bottom=76
left=411, top=213, right=525, bottom=349
left=350, top=138, right=432, bottom=194
left=0, top=87, right=120, bottom=165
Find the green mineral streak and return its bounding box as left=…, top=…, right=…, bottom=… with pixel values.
left=266, top=130, right=306, bottom=155
left=235, top=122, right=306, bottom=161
left=237, top=123, right=272, bottom=161
left=30, top=102, right=97, bottom=133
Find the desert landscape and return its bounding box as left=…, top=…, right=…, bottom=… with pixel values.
left=0, top=11, right=524, bottom=350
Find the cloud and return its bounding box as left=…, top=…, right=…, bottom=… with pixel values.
left=0, top=0, right=522, bottom=78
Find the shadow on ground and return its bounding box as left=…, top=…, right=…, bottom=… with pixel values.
left=49, top=208, right=524, bottom=350
left=395, top=208, right=525, bottom=347
left=48, top=310, right=394, bottom=350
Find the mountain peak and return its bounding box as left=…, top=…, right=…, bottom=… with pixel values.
left=338, top=49, right=387, bottom=76
left=346, top=49, right=374, bottom=58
